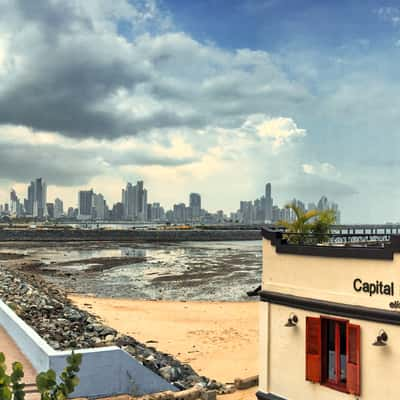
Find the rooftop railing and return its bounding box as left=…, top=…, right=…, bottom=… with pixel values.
left=277, top=231, right=392, bottom=248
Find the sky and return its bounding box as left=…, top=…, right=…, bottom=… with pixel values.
left=1, top=0, right=400, bottom=223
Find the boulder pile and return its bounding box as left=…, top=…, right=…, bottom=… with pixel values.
left=0, top=266, right=226, bottom=392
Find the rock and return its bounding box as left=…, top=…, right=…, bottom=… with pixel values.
left=0, top=266, right=226, bottom=393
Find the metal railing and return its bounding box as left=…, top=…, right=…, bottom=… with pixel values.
left=279, top=231, right=392, bottom=248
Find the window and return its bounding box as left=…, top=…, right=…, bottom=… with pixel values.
left=306, top=316, right=360, bottom=396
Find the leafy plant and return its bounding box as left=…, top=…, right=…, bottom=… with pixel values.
left=36, top=352, right=82, bottom=400
left=0, top=351, right=81, bottom=400
left=0, top=353, right=26, bottom=400
left=278, top=202, right=336, bottom=244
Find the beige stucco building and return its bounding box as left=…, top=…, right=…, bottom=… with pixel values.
left=258, top=228, right=400, bottom=400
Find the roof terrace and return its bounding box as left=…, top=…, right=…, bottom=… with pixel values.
left=261, top=227, right=400, bottom=260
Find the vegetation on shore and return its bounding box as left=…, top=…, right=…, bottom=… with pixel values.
left=0, top=351, right=81, bottom=400
left=278, top=202, right=336, bottom=244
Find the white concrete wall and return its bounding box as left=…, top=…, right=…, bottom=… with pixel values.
left=262, top=240, right=399, bottom=310
left=264, top=302, right=400, bottom=400
left=0, top=299, right=177, bottom=398
left=260, top=237, right=400, bottom=399
left=0, top=299, right=51, bottom=372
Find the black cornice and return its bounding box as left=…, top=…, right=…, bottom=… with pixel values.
left=261, top=290, right=400, bottom=325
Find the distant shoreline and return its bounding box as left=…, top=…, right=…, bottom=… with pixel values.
left=0, top=228, right=261, bottom=242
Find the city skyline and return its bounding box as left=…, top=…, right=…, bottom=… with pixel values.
left=1, top=177, right=340, bottom=224
left=1, top=1, right=400, bottom=223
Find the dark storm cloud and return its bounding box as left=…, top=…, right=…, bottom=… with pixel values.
left=0, top=143, right=103, bottom=186
left=0, top=0, right=309, bottom=140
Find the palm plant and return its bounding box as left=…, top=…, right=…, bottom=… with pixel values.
left=278, top=202, right=336, bottom=244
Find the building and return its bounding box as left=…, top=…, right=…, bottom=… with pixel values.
left=10, top=189, right=21, bottom=217
left=111, top=202, right=124, bottom=220
left=148, top=203, right=164, bottom=222
left=54, top=198, right=64, bottom=219
left=46, top=203, right=54, bottom=219
left=189, top=193, right=201, bottom=219
left=32, top=178, right=47, bottom=218
left=257, top=228, right=400, bottom=400
left=122, top=181, right=148, bottom=221
left=25, top=181, right=35, bottom=216
left=136, top=181, right=147, bottom=222
left=78, top=190, right=93, bottom=220
left=265, top=183, right=273, bottom=222
left=92, top=193, right=106, bottom=220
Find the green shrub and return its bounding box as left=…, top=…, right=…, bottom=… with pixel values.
left=0, top=351, right=82, bottom=400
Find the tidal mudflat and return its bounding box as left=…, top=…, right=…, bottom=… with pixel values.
left=0, top=240, right=262, bottom=301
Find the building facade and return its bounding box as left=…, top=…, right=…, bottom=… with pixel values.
left=78, top=190, right=93, bottom=220
left=258, top=228, right=400, bottom=400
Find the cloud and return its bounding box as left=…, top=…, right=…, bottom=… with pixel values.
left=375, top=7, right=400, bottom=26
left=256, top=117, right=306, bottom=148
left=0, top=125, right=199, bottom=186
left=302, top=162, right=339, bottom=179
left=0, top=0, right=309, bottom=140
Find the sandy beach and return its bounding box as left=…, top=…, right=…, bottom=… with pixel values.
left=70, top=296, right=259, bottom=386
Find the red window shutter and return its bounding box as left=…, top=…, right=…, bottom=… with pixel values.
left=305, top=317, right=321, bottom=383
left=347, top=323, right=361, bottom=396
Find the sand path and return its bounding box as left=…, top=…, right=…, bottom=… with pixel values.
left=70, top=296, right=259, bottom=385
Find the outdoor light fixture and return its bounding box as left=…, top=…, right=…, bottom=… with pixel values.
left=372, top=329, right=388, bottom=346
left=284, top=313, right=298, bottom=327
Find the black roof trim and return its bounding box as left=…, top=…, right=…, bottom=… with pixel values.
left=261, top=227, right=398, bottom=260
left=261, top=290, right=400, bottom=325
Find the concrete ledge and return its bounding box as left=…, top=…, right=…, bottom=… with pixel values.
left=234, top=375, right=259, bottom=390
left=0, top=299, right=177, bottom=398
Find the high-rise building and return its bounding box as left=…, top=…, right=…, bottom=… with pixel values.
left=148, top=203, right=164, bottom=221
left=264, top=182, right=273, bottom=222
left=46, top=203, right=54, bottom=219
left=78, top=190, right=93, bottom=220
left=54, top=198, right=64, bottom=219
left=10, top=189, right=20, bottom=217
left=67, top=207, right=77, bottom=218
left=240, top=201, right=254, bottom=224
left=32, top=178, right=47, bottom=218
left=111, top=202, right=124, bottom=220
left=173, top=203, right=186, bottom=223
left=122, top=181, right=148, bottom=221
left=136, top=181, right=147, bottom=222
left=123, top=183, right=135, bottom=219
left=93, top=193, right=106, bottom=220
left=189, top=193, right=201, bottom=219
left=317, top=196, right=329, bottom=211
left=25, top=181, right=35, bottom=216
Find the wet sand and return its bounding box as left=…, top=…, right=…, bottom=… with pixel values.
left=70, top=296, right=259, bottom=385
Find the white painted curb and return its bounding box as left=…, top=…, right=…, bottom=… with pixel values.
left=0, top=299, right=177, bottom=398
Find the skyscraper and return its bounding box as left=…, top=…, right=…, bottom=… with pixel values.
left=78, top=190, right=93, bottom=220
left=93, top=193, right=106, bottom=220
left=317, top=196, right=329, bottom=211
left=33, top=178, right=47, bottom=218
left=136, top=180, right=147, bottom=222
left=10, top=189, right=21, bottom=217
left=54, top=198, right=64, bottom=219
left=189, top=193, right=201, bottom=219
left=122, top=181, right=148, bottom=221
left=264, top=182, right=273, bottom=222
left=25, top=181, right=35, bottom=216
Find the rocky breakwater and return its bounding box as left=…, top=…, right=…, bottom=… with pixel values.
left=0, top=266, right=227, bottom=393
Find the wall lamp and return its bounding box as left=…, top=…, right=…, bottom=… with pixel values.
left=284, top=313, right=298, bottom=327
left=372, top=329, right=388, bottom=346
